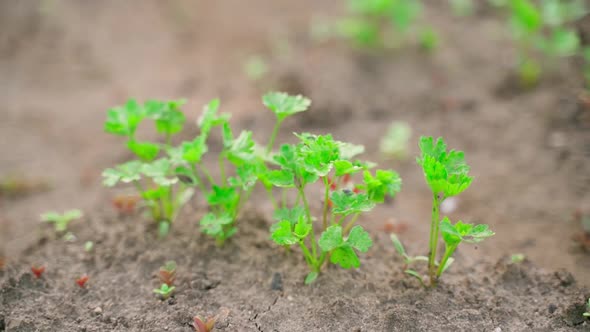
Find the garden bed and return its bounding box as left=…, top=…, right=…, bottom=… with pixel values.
left=1, top=1, right=590, bottom=331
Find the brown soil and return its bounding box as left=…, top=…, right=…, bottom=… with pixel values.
left=1, top=1, right=589, bottom=331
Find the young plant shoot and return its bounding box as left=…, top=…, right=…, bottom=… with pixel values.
left=40, top=209, right=83, bottom=234
left=158, top=260, right=177, bottom=286
left=584, top=298, right=590, bottom=318
left=193, top=316, right=216, bottom=332
left=153, top=283, right=175, bottom=300
left=267, top=132, right=401, bottom=284
left=393, top=136, right=493, bottom=287
left=103, top=99, right=194, bottom=236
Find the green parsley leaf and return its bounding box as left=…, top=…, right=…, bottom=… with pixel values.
left=127, top=140, right=160, bottom=161
left=104, top=99, right=144, bottom=137
left=102, top=160, right=143, bottom=186
left=347, top=225, right=372, bottom=252
left=263, top=92, right=311, bottom=122
left=318, top=225, right=345, bottom=251
left=361, top=169, right=402, bottom=203
left=270, top=220, right=299, bottom=246
left=330, top=191, right=375, bottom=216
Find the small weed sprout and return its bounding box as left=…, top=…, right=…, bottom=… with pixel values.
left=76, top=274, right=89, bottom=288
left=158, top=261, right=177, bottom=286
left=31, top=265, right=45, bottom=278
left=84, top=241, right=94, bottom=252
left=380, top=121, right=412, bottom=160
left=393, top=137, right=493, bottom=287
left=583, top=298, right=590, bottom=317
left=511, top=253, right=525, bottom=263
left=193, top=316, right=216, bottom=332
left=40, top=209, right=83, bottom=233
left=266, top=131, right=401, bottom=284
left=153, top=283, right=175, bottom=300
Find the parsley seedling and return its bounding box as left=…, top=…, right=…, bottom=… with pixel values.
left=153, top=283, right=175, bottom=300
left=267, top=133, right=401, bottom=284
left=394, top=136, right=494, bottom=287
left=496, top=0, right=585, bottom=87
left=40, top=209, right=83, bottom=234
left=103, top=99, right=194, bottom=236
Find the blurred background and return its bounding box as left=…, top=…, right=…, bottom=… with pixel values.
left=0, top=0, right=589, bottom=285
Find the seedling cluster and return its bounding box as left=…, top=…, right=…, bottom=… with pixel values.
left=99, top=92, right=494, bottom=286
left=338, top=0, right=437, bottom=50
left=493, top=0, right=587, bottom=87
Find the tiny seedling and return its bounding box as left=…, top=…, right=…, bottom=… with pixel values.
left=31, top=265, right=45, bottom=278
left=76, top=274, right=89, bottom=288
left=84, top=241, right=94, bottom=252
left=583, top=298, right=590, bottom=317
left=267, top=132, right=401, bottom=284
left=158, top=260, right=177, bottom=286
left=380, top=121, right=412, bottom=160
left=193, top=316, right=216, bottom=332
left=40, top=209, right=83, bottom=233
left=244, top=55, right=268, bottom=81
left=393, top=136, right=493, bottom=287
left=511, top=253, right=525, bottom=263
left=153, top=283, right=175, bottom=300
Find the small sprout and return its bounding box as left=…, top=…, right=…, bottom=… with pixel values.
left=40, top=209, right=83, bottom=233
left=419, top=27, right=439, bottom=52
left=63, top=232, right=77, bottom=242
left=583, top=298, right=590, bottom=318
left=31, top=265, right=45, bottom=278
left=244, top=55, right=268, bottom=81
left=511, top=253, right=525, bottom=263
left=84, top=241, right=94, bottom=252
left=76, top=274, right=89, bottom=288
left=112, top=194, right=140, bottom=214
left=153, top=283, right=175, bottom=300
left=193, top=316, right=216, bottom=332
left=379, top=121, right=411, bottom=160
left=158, top=261, right=177, bottom=286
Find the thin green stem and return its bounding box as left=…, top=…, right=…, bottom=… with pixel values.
left=199, top=165, right=215, bottom=187
left=342, top=213, right=360, bottom=234
left=298, top=185, right=317, bottom=260
left=218, top=154, right=227, bottom=185
left=321, top=176, right=330, bottom=231
left=436, top=244, right=457, bottom=278
left=428, top=193, right=441, bottom=286
left=266, top=187, right=277, bottom=210
left=298, top=241, right=315, bottom=268
left=266, top=119, right=283, bottom=154
left=282, top=188, right=287, bottom=209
